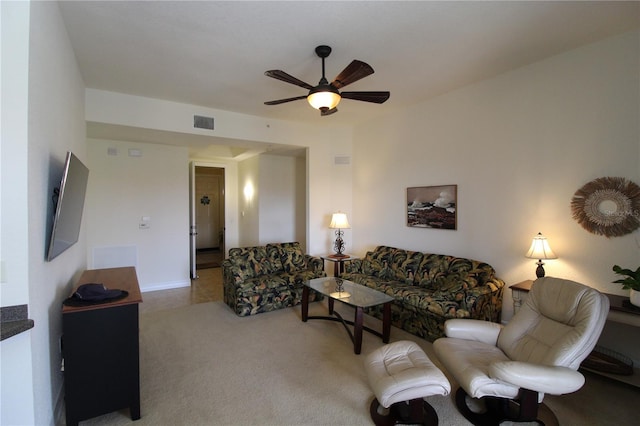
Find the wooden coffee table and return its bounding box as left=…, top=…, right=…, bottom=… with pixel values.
left=301, top=277, right=394, bottom=354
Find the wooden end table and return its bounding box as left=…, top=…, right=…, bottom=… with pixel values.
left=321, top=254, right=357, bottom=277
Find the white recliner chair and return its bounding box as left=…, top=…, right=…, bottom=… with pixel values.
left=433, top=277, right=609, bottom=425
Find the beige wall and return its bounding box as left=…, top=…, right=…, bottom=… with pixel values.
left=238, top=156, right=260, bottom=246
left=86, top=139, right=191, bottom=291
left=352, top=30, right=640, bottom=322
left=237, top=154, right=306, bottom=247
left=258, top=154, right=307, bottom=248
left=1, top=1, right=88, bottom=424
left=84, top=90, right=355, bottom=258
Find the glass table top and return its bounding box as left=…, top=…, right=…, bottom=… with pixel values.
left=304, top=277, right=394, bottom=308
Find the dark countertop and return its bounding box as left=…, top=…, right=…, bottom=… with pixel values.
left=1, top=305, right=34, bottom=341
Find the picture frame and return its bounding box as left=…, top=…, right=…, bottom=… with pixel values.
left=407, top=185, right=457, bottom=229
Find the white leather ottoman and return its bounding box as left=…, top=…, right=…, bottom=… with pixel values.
left=364, top=340, right=450, bottom=425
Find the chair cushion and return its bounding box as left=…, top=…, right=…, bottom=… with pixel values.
left=498, top=277, right=609, bottom=369
left=433, top=337, right=519, bottom=400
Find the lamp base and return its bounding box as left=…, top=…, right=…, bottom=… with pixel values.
left=535, top=261, right=545, bottom=278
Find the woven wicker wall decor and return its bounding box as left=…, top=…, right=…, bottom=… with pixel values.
left=570, top=177, right=640, bottom=238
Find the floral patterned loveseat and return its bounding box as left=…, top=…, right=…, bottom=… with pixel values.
left=222, top=242, right=325, bottom=316
left=341, top=245, right=505, bottom=341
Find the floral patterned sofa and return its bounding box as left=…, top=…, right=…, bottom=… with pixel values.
left=222, top=242, right=325, bottom=316
left=341, top=245, right=505, bottom=341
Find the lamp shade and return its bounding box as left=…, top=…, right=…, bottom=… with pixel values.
left=525, top=232, right=557, bottom=260
left=329, top=212, right=350, bottom=229
left=307, top=87, right=341, bottom=110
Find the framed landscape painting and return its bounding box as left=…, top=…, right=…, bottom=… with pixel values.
left=407, top=185, right=457, bottom=229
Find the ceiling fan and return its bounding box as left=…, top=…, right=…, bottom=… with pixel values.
left=264, top=45, right=390, bottom=116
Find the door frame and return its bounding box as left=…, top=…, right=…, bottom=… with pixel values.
left=189, top=161, right=227, bottom=279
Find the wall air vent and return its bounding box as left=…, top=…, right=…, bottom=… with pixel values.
left=334, top=155, right=351, bottom=165
left=194, top=115, right=214, bottom=130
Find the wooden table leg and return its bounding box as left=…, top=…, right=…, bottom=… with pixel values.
left=382, top=302, right=391, bottom=343
left=302, top=286, right=309, bottom=322
left=354, top=307, right=364, bottom=354
left=328, top=297, right=335, bottom=315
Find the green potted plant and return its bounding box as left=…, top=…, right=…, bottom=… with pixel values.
left=612, top=265, right=640, bottom=308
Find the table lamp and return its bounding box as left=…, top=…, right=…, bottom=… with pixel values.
left=525, top=232, right=557, bottom=278
left=329, top=212, right=350, bottom=258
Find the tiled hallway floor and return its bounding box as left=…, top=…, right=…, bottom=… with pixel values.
left=140, top=267, right=222, bottom=314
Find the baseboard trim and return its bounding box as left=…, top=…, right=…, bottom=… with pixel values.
left=141, top=280, right=191, bottom=293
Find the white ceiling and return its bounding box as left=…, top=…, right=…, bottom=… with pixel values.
left=58, top=1, right=639, bottom=156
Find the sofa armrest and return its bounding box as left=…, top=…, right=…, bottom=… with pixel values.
left=461, top=277, right=505, bottom=323
left=344, top=258, right=362, bottom=273
left=221, top=259, right=245, bottom=285
left=304, top=255, right=324, bottom=274
left=444, top=319, right=503, bottom=345
left=490, top=361, right=585, bottom=395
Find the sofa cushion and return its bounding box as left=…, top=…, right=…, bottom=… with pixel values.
left=416, top=254, right=449, bottom=288
left=276, top=269, right=323, bottom=284
left=362, top=246, right=396, bottom=278
left=227, top=246, right=279, bottom=281
left=362, top=258, right=388, bottom=277
left=417, top=255, right=480, bottom=289
left=388, top=249, right=424, bottom=284
left=340, top=273, right=385, bottom=290
left=431, top=274, right=468, bottom=293
left=268, top=242, right=308, bottom=272
left=236, top=274, right=290, bottom=295
left=265, top=244, right=284, bottom=272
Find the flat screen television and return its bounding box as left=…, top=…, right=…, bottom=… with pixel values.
left=47, top=151, right=90, bottom=261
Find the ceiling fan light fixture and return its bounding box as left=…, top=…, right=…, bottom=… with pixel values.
left=307, top=85, right=341, bottom=111
left=265, top=45, right=388, bottom=115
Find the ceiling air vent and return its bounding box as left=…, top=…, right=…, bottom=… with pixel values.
left=193, top=115, right=214, bottom=130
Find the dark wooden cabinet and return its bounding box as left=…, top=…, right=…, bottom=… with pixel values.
left=62, top=267, right=142, bottom=426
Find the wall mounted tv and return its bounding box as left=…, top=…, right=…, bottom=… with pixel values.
left=47, top=151, right=90, bottom=261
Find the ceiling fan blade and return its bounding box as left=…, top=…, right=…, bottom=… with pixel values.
left=331, top=60, right=374, bottom=89
left=264, top=95, right=307, bottom=105
left=321, top=107, right=338, bottom=116
left=265, top=70, right=314, bottom=90
left=340, top=91, right=390, bottom=104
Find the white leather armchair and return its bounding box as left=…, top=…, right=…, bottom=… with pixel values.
left=433, top=277, right=609, bottom=425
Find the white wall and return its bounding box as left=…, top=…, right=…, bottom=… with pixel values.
left=0, top=1, right=88, bottom=424
left=1, top=2, right=35, bottom=424
left=259, top=154, right=307, bottom=247
left=352, top=30, right=640, bottom=322
left=28, top=2, right=89, bottom=423
left=86, top=139, right=191, bottom=292
left=84, top=90, right=354, bottom=257
left=238, top=156, right=260, bottom=246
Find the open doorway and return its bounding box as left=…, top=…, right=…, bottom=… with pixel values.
left=190, top=165, right=225, bottom=277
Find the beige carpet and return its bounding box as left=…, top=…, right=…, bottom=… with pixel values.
left=78, top=301, right=636, bottom=426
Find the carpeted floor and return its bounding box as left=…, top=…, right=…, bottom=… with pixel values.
left=74, top=301, right=637, bottom=426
